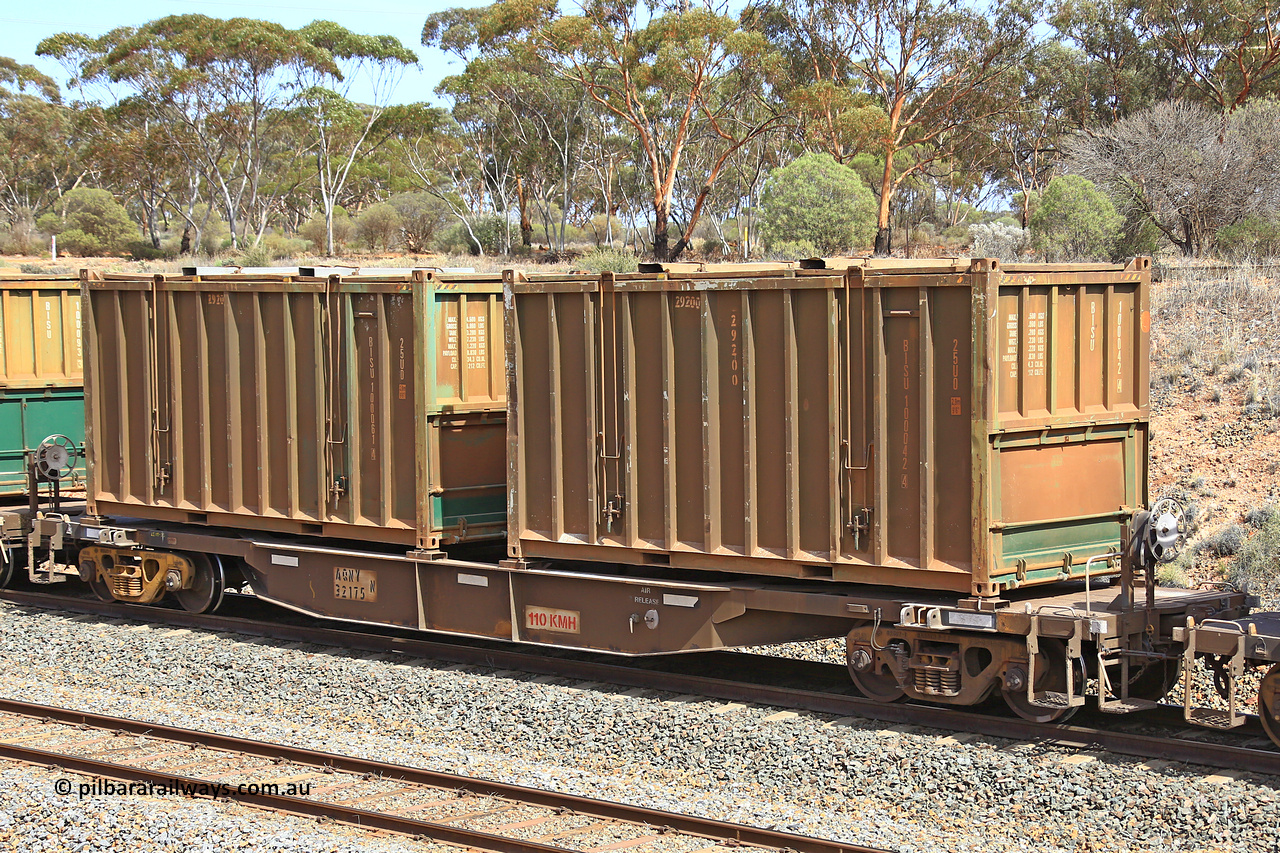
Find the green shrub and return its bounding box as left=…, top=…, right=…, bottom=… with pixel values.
left=355, top=203, right=404, bottom=252
left=0, top=209, right=45, bottom=255
left=1198, top=524, right=1247, bottom=558
left=235, top=242, right=274, bottom=268
left=36, top=188, right=138, bottom=257
left=940, top=224, right=970, bottom=248
left=126, top=240, right=173, bottom=261
left=1028, top=175, right=1122, bottom=262
left=701, top=237, right=725, bottom=258
left=299, top=208, right=354, bottom=253
left=1156, top=556, right=1190, bottom=588
left=576, top=246, right=638, bottom=273
left=234, top=234, right=304, bottom=267
left=759, top=152, right=877, bottom=255
left=1247, top=506, right=1278, bottom=528
left=1113, top=204, right=1162, bottom=261
left=1216, top=217, right=1280, bottom=261
left=263, top=234, right=308, bottom=260
left=387, top=193, right=451, bottom=253
left=432, top=216, right=507, bottom=256
left=1227, top=504, right=1280, bottom=603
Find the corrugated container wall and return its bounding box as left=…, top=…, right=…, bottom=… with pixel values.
left=85, top=270, right=506, bottom=547
left=0, top=277, right=85, bottom=495
left=505, top=258, right=1151, bottom=597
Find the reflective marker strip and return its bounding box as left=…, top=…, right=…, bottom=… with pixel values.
left=271, top=555, right=300, bottom=567
left=662, top=593, right=699, bottom=608
left=457, top=573, right=489, bottom=587
left=944, top=610, right=995, bottom=630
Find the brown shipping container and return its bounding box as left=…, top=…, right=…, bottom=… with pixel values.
left=86, top=269, right=506, bottom=548
left=506, top=258, right=1151, bottom=597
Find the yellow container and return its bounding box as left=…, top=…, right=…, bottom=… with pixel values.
left=0, top=278, right=83, bottom=388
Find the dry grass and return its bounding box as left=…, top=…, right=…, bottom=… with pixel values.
left=1152, top=261, right=1280, bottom=418
left=1149, top=261, right=1280, bottom=588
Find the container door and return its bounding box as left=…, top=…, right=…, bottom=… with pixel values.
left=860, top=276, right=975, bottom=575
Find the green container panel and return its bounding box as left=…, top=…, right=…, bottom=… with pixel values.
left=0, top=388, right=86, bottom=496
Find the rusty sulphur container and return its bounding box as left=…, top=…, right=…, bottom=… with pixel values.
left=85, top=269, right=505, bottom=548
left=505, top=258, right=1151, bottom=597
left=0, top=277, right=85, bottom=496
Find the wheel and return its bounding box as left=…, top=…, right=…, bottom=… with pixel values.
left=1126, top=658, right=1180, bottom=702
left=1258, top=664, right=1280, bottom=749
left=173, top=553, right=226, bottom=614
left=87, top=569, right=114, bottom=602
left=847, top=643, right=906, bottom=702
left=849, top=666, right=907, bottom=702
left=1002, top=640, right=1082, bottom=724
left=0, top=545, right=22, bottom=589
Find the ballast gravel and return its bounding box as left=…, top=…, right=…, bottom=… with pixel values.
left=0, top=601, right=1277, bottom=853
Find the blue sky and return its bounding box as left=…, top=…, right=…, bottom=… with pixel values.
left=0, top=0, right=469, bottom=105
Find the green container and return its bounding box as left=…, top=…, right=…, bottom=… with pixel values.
left=0, top=387, right=86, bottom=497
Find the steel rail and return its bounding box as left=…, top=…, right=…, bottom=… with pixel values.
left=0, top=697, right=882, bottom=853
left=4, top=588, right=1279, bottom=777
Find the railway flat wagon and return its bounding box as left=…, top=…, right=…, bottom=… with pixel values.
left=0, top=276, right=84, bottom=497
left=505, top=257, right=1152, bottom=598
left=83, top=269, right=506, bottom=549
left=43, top=258, right=1277, bottom=742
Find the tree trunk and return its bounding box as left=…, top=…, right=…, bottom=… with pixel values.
left=875, top=149, right=896, bottom=258
left=325, top=203, right=335, bottom=256
left=874, top=227, right=893, bottom=256
left=652, top=201, right=671, bottom=261
left=516, top=177, right=532, bottom=247
left=1178, top=214, right=1195, bottom=257
left=605, top=161, right=615, bottom=248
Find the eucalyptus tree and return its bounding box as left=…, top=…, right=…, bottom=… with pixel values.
left=295, top=21, right=419, bottom=255
left=425, top=8, right=593, bottom=252
left=1139, top=0, right=1280, bottom=112
left=578, top=110, right=634, bottom=248
left=1050, top=0, right=1165, bottom=126
left=74, top=99, right=178, bottom=248
left=814, top=0, right=1041, bottom=254
left=430, top=0, right=788, bottom=260
left=742, top=0, right=884, bottom=163
left=40, top=15, right=337, bottom=249
left=0, top=57, right=80, bottom=223
left=402, top=117, right=508, bottom=256
left=987, top=43, right=1081, bottom=225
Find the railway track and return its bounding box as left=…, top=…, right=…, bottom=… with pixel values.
left=0, top=697, right=881, bottom=853
left=4, top=587, right=1279, bottom=779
